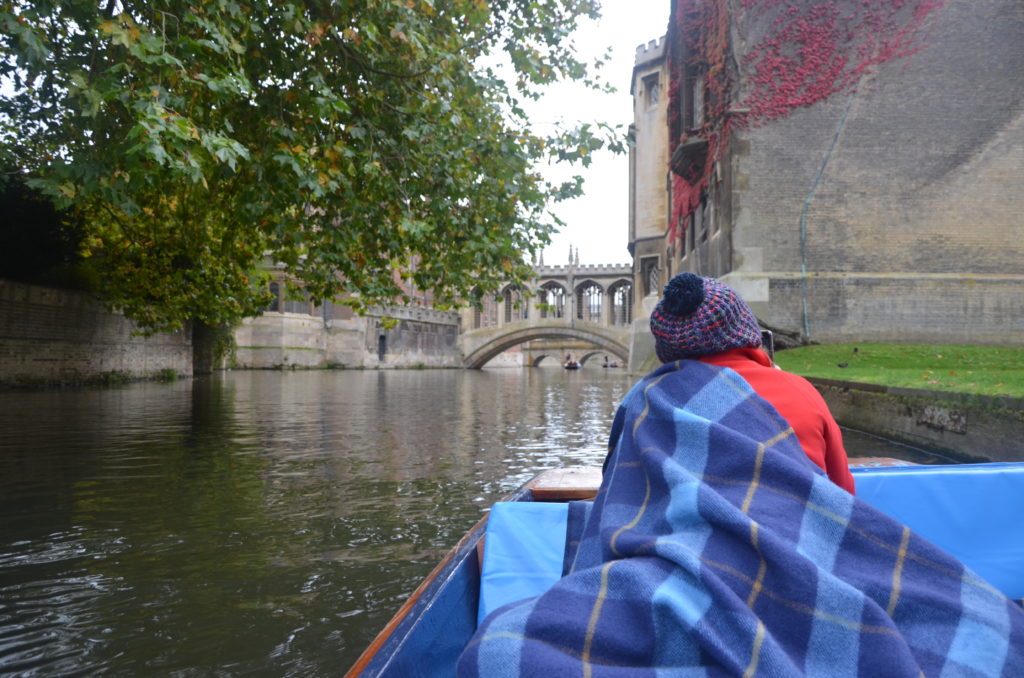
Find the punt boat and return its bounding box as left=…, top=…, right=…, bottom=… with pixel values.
left=346, top=460, right=1024, bottom=677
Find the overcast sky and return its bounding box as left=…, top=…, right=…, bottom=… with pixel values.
left=532, top=2, right=670, bottom=267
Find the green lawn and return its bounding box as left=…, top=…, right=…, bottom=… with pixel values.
left=773, top=343, right=1024, bottom=398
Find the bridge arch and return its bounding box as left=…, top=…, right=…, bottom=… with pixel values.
left=462, top=323, right=629, bottom=369
left=528, top=350, right=607, bottom=367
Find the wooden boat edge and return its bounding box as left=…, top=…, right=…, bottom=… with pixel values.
left=345, top=468, right=599, bottom=676
left=344, top=511, right=490, bottom=677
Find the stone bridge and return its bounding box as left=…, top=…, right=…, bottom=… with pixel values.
left=456, top=262, right=635, bottom=368
left=460, top=319, right=631, bottom=369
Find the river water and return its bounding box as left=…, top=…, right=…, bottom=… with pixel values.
left=0, top=368, right=950, bottom=676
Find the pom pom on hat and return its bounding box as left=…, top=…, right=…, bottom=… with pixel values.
left=650, top=273, right=762, bottom=362
left=660, top=272, right=705, bottom=316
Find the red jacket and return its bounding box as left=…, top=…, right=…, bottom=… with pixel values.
left=698, top=348, right=856, bottom=494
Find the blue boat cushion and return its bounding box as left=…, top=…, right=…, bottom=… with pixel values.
left=478, top=462, right=1024, bottom=624
left=477, top=501, right=568, bottom=625
left=852, top=462, right=1024, bottom=599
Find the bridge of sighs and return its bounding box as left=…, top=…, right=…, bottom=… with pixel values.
left=458, top=263, right=634, bottom=368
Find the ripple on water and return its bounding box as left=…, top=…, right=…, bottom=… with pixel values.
left=0, top=368, right=920, bottom=675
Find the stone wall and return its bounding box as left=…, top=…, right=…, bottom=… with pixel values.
left=234, top=313, right=337, bottom=369
left=811, top=378, right=1024, bottom=463
left=630, top=37, right=671, bottom=308
left=366, top=307, right=463, bottom=368
left=0, top=279, right=191, bottom=386
left=724, top=0, right=1024, bottom=344
left=754, top=276, right=1023, bottom=345
left=234, top=304, right=462, bottom=369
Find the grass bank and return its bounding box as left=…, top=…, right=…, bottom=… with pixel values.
left=774, top=344, right=1024, bottom=398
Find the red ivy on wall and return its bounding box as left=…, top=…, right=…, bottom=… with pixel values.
left=668, top=0, right=943, bottom=240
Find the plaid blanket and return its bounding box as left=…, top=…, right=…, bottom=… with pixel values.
left=458, top=360, right=1024, bottom=677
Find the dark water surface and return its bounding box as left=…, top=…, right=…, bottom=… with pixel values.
left=0, top=368, right=944, bottom=676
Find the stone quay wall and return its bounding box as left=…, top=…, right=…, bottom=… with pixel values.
left=811, top=378, right=1024, bottom=463
left=0, top=279, right=192, bottom=387
left=234, top=304, right=462, bottom=369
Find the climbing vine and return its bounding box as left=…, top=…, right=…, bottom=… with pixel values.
left=668, top=0, right=732, bottom=232
left=667, top=0, right=943, bottom=240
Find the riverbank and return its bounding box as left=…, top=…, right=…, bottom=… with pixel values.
left=0, top=279, right=192, bottom=387
left=0, top=279, right=470, bottom=387
left=773, top=343, right=1024, bottom=398
left=776, top=344, right=1024, bottom=462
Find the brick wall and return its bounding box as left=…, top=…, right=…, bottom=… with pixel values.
left=720, top=0, right=1024, bottom=344
left=0, top=279, right=192, bottom=386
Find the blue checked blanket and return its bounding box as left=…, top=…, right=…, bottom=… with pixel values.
left=458, top=360, right=1024, bottom=677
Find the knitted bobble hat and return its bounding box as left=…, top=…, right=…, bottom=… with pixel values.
left=650, top=273, right=762, bottom=362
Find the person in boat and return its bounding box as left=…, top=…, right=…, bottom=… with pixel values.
left=622, top=271, right=856, bottom=493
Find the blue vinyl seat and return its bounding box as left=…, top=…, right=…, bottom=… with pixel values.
left=478, top=463, right=1024, bottom=623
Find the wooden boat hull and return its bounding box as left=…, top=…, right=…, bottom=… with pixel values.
left=345, top=513, right=486, bottom=677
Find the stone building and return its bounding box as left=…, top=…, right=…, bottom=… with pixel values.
left=630, top=0, right=1024, bottom=345
left=234, top=265, right=462, bottom=369
left=629, top=37, right=672, bottom=312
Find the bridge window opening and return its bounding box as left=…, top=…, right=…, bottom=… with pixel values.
left=610, top=282, right=633, bottom=326
left=576, top=282, right=602, bottom=323
left=539, top=282, right=565, bottom=319
left=473, top=290, right=499, bottom=329
left=503, top=285, right=528, bottom=323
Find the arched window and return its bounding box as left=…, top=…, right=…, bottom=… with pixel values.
left=610, top=281, right=633, bottom=326
left=576, top=282, right=602, bottom=323
left=267, top=282, right=280, bottom=312
left=503, top=285, right=528, bottom=323
left=641, top=258, right=660, bottom=297
left=473, top=289, right=499, bottom=329
left=539, top=282, right=565, bottom=319
left=281, top=286, right=316, bottom=314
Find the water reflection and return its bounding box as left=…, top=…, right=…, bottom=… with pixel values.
left=0, top=368, right=930, bottom=675
left=0, top=369, right=634, bottom=675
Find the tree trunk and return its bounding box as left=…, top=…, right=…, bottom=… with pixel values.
left=192, top=320, right=218, bottom=375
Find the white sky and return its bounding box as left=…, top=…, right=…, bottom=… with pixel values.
left=532, top=2, right=670, bottom=267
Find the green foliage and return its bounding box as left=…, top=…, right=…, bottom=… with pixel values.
left=207, top=319, right=238, bottom=367
left=96, top=370, right=134, bottom=385
left=155, top=368, right=180, bottom=381
left=774, top=343, right=1024, bottom=398
left=0, top=169, right=91, bottom=288
left=1, top=0, right=618, bottom=333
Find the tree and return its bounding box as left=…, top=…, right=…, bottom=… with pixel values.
left=1, top=0, right=620, bottom=338
left=0, top=171, right=87, bottom=287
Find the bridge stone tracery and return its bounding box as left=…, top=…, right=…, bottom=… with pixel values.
left=458, top=263, right=634, bottom=368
